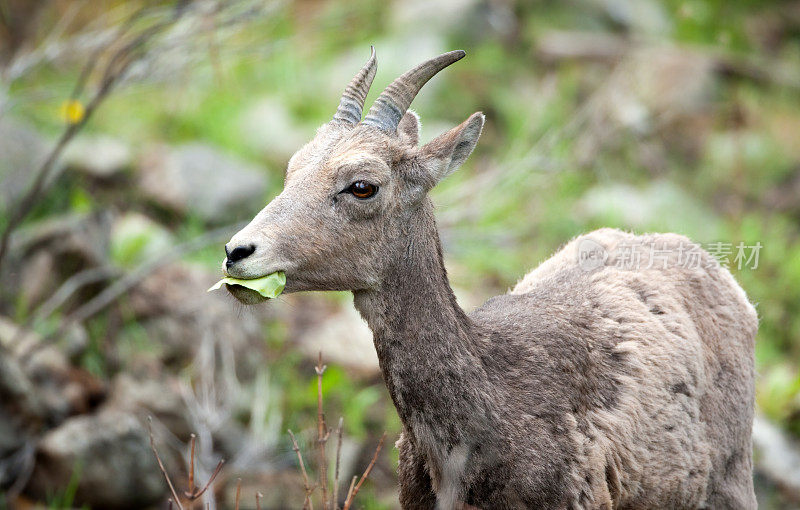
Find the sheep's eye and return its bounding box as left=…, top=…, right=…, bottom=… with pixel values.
left=348, top=181, right=378, bottom=199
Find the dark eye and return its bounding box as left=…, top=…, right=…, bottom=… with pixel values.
left=348, top=181, right=378, bottom=199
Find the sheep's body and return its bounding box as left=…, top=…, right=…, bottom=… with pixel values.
left=392, top=228, right=756, bottom=509
left=222, top=49, right=758, bottom=510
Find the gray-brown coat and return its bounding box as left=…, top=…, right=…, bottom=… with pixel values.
left=221, top=49, right=757, bottom=509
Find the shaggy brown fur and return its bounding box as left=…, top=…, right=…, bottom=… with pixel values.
left=222, top=50, right=757, bottom=509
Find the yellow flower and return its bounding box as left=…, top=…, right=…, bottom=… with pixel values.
left=59, top=99, right=85, bottom=125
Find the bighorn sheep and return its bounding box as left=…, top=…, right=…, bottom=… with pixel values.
left=221, top=48, right=758, bottom=509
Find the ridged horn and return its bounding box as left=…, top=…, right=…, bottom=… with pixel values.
left=362, top=50, right=465, bottom=132
left=332, top=46, right=377, bottom=125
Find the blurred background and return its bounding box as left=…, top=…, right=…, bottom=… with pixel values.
left=1, top=0, right=799, bottom=508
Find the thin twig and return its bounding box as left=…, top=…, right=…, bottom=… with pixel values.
left=188, top=460, right=224, bottom=501
left=316, top=352, right=329, bottom=510
left=288, top=429, right=314, bottom=510
left=255, top=492, right=263, bottom=510
left=187, top=434, right=196, bottom=497
left=344, top=476, right=357, bottom=507
left=147, top=417, right=185, bottom=510
left=182, top=432, right=225, bottom=502
left=332, top=417, right=343, bottom=510
left=234, top=478, right=241, bottom=510
left=342, top=433, right=387, bottom=510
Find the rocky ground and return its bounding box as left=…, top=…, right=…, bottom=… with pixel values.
left=0, top=117, right=391, bottom=508
left=2, top=0, right=800, bottom=508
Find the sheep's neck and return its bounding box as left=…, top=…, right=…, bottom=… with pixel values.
left=353, top=204, right=491, bottom=448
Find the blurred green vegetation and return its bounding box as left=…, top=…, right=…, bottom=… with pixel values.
left=3, top=0, right=800, bottom=507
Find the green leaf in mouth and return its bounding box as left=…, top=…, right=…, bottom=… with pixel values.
left=208, top=271, right=286, bottom=299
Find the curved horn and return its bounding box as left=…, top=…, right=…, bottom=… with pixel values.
left=362, top=50, right=465, bottom=132
left=332, top=46, right=377, bottom=125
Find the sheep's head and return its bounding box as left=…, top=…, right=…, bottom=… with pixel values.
left=222, top=48, right=483, bottom=304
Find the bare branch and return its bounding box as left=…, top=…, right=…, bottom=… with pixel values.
left=188, top=460, right=224, bottom=501
left=332, top=417, right=343, bottom=510
left=342, top=433, right=387, bottom=510
left=186, top=434, right=197, bottom=498
left=288, top=429, right=315, bottom=510
left=234, top=478, right=241, bottom=510
left=316, top=352, right=329, bottom=509
left=147, top=417, right=185, bottom=510
left=344, top=476, right=357, bottom=508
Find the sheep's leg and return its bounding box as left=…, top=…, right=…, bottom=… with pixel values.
left=397, top=432, right=437, bottom=509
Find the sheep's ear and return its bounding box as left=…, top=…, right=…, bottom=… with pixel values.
left=420, top=112, right=484, bottom=186
left=398, top=110, right=420, bottom=146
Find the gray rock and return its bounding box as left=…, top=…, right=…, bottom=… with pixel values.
left=753, top=414, right=800, bottom=500
left=126, top=262, right=276, bottom=366
left=106, top=373, right=191, bottom=439
left=137, top=143, right=268, bottom=222
left=11, top=212, right=112, bottom=311
left=26, top=410, right=165, bottom=509
left=588, top=0, right=670, bottom=35
left=17, top=249, right=57, bottom=312
left=238, top=97, right=313, bottom=161
left=110, top=212, right=173, bottom=268
left=602, top=47, right=715, bottom=135
left=0, top=317, right=106, bottom=422
left=0, top=354, right=45, bottom=457
left=0, top=117, right=53, bottom=213
left=390, top=0, right=479, bottom=36
left=291, top=298, right=379, bottom=374
left=577, top=180, right=724, bottom=240
left=62, top=135, right=132, bottom=178
left=15, top=212, right=111, bottom=270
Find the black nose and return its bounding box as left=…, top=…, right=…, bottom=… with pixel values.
left=225, top=244, right=256, bottom=267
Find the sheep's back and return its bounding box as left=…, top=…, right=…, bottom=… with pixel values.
left=475, top=228, right=757, bottom=508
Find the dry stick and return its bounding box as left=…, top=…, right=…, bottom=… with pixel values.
left=288, top=429, right=314, bottom=510
left=331, top=417, right=344, bottom=510
left=342, top=433, right=387, bottom=510
left=344, top=476, right=357, bottom=507
left=187, top=434, right=196, bottom=497
left=186, top=460, right=224, bottom=501
left=182, top=433, right=225, bottom=506
left=234, top=478, right=242, bottom=510
left=148, top=418, right=223, bottom=509
left=255, top=492, right=263, bottom=510
left=147, top=417, right=185, bottom=510
left=315, top=352, right=330, bottom=510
